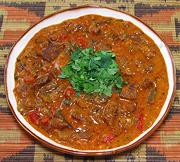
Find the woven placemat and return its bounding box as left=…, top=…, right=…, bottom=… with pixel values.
left=0, top=0, right=179, bottom=161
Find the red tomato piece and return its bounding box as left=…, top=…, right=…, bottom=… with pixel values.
left=104, top=134, right=114, bottom=143
left=23, top=75, right=35, bottom=84
left=61, top=35, right=69, bottom=40
left=136, top=113, right=144, bottom=131
left=76, top=37, right=88, bottom=48
left=63, top=86, right=76, bottom=98
left=27, top=111, right=40, bottom=125
left=41, top=116, right=50, bottom=125
left=58, top=34, right=69, bottom=41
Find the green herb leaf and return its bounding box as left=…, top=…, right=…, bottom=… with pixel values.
left=59, top=48, right=127, bottom=96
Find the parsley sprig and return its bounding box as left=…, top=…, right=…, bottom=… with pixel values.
left=60, top=48, right=127, bottom=96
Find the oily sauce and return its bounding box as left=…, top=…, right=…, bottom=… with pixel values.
left=14, top=15, right=169, bottom=150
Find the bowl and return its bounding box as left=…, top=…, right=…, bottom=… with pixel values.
left=4, top=5, right=176, bottom=156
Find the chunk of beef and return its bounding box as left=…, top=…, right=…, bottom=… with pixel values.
left=71, top=111, right=84, bottom=122
left=50, top=118, right=69, bottom=130
left=141, top=78, right=157, bottom=104
left=76, top=97, right=92, bottom=108
left=147, top=86, right=157, bottom=104
left=94, top=95, right=109, bottom=104
left=38, top=81, right=60, bottom=102
left=83, top=94, right=109, bottom=105
left=72, top=127, right=91, bottom=141
left=129, top=32, right=144, bottom=43
left=90, top=106, right=105, bottom=124
left=102, top=102, right=119, bottom=125
left=118, top=115, right=135, bottom=130
left=64, top=22, right=83, bottom=33
left=141, top=78, right=154, bottom=89
left=120, top=84, right=137, bottom=100
left=89, top=23, right=101, bottom=34
left=51, top=108, right=71, bottom=129
left=95, top=42, right=112, bottom=51
left=78, top=131, right=91, bottom=140
left=35, top=74, right=50, bottom=86
left=119, top=100, right=137, bottom=114
left=42, top=42, right=62, bottom=61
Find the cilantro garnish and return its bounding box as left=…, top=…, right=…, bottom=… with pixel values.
left=60, top=48, right=127, bottom=96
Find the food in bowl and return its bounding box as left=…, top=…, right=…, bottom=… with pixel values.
left=13, top=15, right=168, bottom=150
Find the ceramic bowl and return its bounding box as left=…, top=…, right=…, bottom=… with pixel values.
left=5, top=6, right=176, bottom=156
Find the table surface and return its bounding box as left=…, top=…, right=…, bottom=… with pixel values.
left=0, top=0, right=180, bottom=161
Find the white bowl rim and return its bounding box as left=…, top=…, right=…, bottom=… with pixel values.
left=5, top=5, right=176, bottom=156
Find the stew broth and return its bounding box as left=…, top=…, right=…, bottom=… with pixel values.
left=14, top=15, right=168, bottom=150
